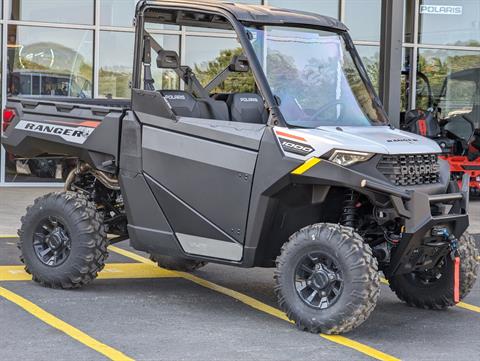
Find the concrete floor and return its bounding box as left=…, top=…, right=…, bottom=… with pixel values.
left=1, top=187, right=480, bottom=361
left=1, top=187, right=480, bottom=234
left=0, top=187, right=60, bottom=234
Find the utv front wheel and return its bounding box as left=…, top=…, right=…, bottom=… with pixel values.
left=388, top=232, right=479, bottom=309
left=274, top=223, right=380, bottom=334
left=149, top=254, right=207, bottom=272
left=18, top=192, right=108, bottom=289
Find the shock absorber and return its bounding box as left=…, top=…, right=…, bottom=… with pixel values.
left=341, top=190, right=360, bottom=228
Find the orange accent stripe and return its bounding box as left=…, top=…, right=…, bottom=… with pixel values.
left=79, top=121, right=100, bottom=128
left=43, top=119, right=100, bottom=128
left=454, top=256, right=460, bottom=303
left=275, top=130, right=306, bottom=142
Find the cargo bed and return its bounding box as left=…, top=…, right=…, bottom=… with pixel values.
left=2, top=96, right=128, bottom=174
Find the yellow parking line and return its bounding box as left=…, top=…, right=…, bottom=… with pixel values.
left=0, top=235, right=18, bottom=238
left=109, top=246, right=399, bottom=361
left=457, top=302, right=480, bottom=313
left=180, top=271, right=399, bottom=361
left=0, top=263, right=177, bottom=282
left=381, top=277, right=480, bottom=314
left=0, top=286, right=134, bottom=361
left=109, top=246, right=157, bottom=265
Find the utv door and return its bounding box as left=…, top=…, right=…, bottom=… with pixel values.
left=132, top=89, right=265, bottom=262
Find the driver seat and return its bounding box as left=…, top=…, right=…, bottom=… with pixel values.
left=226, top=93, right=268, bottom=124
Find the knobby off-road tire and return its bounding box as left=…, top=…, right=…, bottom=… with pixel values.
left=274, top=223, right=380, bottom=334
left=18, top=192, right=108, bottom=289
left=388, top=232, right=479, bottom=309
left=149, top=254, right=207, bottom=272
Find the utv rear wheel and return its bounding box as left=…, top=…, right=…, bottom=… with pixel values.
left=17, top=192, right=108, bottom=289
left=149, top=254, right=207, bottom=272
left=274, top=223, right=380, bottom=334
left=388, top=232, right=479, bottom=309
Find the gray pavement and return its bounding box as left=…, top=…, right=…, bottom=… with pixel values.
left=1, top=187, right=480, bottom=361
left=0, top=187, right=60, bottom=234
left=4, top=188, right=480, bottom=235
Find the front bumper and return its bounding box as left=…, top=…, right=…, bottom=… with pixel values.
left=384, top=175, right=469, bottom=276
left=294, top=159, right=470, bottom=276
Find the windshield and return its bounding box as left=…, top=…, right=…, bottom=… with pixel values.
left=438, top=74, right=480, bottom=129
left=247, top=26, right=388, bottom=127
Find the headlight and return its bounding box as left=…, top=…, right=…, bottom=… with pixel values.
left=329, top=150, right=373, bottom=167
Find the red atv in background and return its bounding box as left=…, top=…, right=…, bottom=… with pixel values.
left=402, top=68, right=480, bottom=194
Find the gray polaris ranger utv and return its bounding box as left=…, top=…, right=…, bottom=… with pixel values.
left=2, top=0, right=478, bottom=334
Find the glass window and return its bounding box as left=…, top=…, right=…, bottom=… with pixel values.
left=5, top=26, right=93, bottom=183
left=10, top=0, right=94, bottom=25
left=356, top=45, right=380, bottom=92
left=268, top=0, right=339, bottom=18
left=417, top=49, right=480, bottom=114
left=7, top=26, right=93, bottom=98
left=101, top=0, right=178, bottom=30
left=344, top=0, right=381, bottom=41
left=5, top=155, right=78, bottom=183
left=400, top=47, right=414, bottom=113
left=100, top=0, right=136, bottom=27
left=185, top=36, right=255, bottom=93
left=99, top=31, right=134, bottom=98
left=419, top=0, right=480, bottom=46
left=142, top=34, right=181, bottom=91
left=404, top=0, right=415, bottom=43
left=99, top=35, right=176, bottom=94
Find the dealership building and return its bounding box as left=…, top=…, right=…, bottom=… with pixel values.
left=0, top=0, right=479, bottom=186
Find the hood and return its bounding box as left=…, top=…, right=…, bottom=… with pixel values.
left=277, top=125, right=442, bottom=159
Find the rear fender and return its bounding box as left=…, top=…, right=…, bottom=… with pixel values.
left=2, top=98, right=124, bottom=173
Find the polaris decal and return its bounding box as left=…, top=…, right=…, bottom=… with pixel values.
left=15, top=120, right=96, bottom=144
left=239, top=97, right=259, bottom=102
left=386, top=138, right=418, bottom=143
left=164, top=94, right=186, bottom=100
left=278, top=137, right=314, bottom=156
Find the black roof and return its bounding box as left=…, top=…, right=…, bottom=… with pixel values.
left=140, top=0, right=348, bottom=31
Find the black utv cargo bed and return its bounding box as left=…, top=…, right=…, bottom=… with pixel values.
left=3, top=97, right=128, bottom=173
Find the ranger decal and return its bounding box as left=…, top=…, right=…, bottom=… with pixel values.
left=15, top=120, right=96, bottom=144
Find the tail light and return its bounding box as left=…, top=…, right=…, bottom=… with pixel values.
left=2, top=108, right=16, bottom=133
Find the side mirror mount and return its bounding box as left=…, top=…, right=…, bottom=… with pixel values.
left=157, top=50, right=180, bottom=69
left=273, top=94, right=282, bottom=106
left=229, top=55, right=249, bottom=73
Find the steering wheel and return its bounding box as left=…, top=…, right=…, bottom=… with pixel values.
left=307, top=100, right=345, bottom=123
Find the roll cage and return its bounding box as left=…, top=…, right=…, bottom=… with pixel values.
left=132, top=0, right=385, bottom=128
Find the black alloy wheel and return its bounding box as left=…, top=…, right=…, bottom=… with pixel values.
left=18, top=192, right=108, bottom=289
left=33, top=216, right=71, bottom=267
left=295, top=252, right=343, bottom=309
left=274, top=223, right=380, bottom=334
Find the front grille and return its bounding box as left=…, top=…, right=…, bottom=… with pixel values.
left=377, top=154, right=440, bottom=186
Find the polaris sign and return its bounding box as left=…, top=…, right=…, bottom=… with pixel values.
left=420, top=5, right=463, bottom=15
